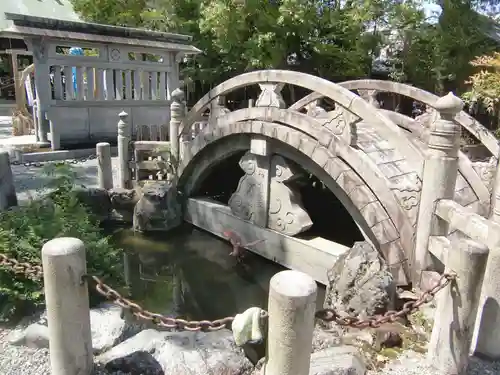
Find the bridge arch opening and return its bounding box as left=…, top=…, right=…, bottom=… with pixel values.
left=193, top=148, right=364, bottom=247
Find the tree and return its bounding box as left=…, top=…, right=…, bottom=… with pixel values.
left=463, top=52, right=500, bottom=133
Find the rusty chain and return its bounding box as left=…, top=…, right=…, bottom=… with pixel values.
left=0, top=253, right=43, bottom=280
left=83, top=274, right=235, bottom=331
left=315, top=272, right=456, bottom=329
left=0, top=251, right=455, bottom=331
left=10, top=154, right=98, bottom=168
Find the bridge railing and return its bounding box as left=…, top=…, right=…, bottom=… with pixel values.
left=414, top=91, right=500, bottom=367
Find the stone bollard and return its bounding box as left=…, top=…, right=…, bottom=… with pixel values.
left=169, top=88, right=185, bottom=164
left=427, top=233, right=488, bottom=374
left=96, top=142, right=113, bottom=190
left=265, top=270, right=317, bottom=375
left=0, top=151, right=17, bottom=210
left=473, top=162, right=500, bottom=358
left=414, top=92, right=463, bottom=285
left=42, top=237, right=93, bottom=375
left=117, top=111, right=130, bottom=189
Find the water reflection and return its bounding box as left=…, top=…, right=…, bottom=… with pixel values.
left=115, top=225, right=325, bottom=321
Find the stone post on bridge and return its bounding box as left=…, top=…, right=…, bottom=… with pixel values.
left=117, top=111, right=131, bottom=189
left=169, top=88, right=185, bottom=167
left=472, top=155, right=500, bottom=358
left=414, top=92, right=463, bottom=286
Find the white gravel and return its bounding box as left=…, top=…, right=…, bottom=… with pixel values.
left=11, top=156, right=121, bottom=202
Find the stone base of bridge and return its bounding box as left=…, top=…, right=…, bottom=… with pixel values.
left=184, top=197, right=350, bottom=285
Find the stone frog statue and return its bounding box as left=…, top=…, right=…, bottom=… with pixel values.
left=133, top=180, right=182, bottom=233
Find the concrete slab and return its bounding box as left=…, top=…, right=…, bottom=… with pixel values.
left=185, top=197, right=349, bottom=285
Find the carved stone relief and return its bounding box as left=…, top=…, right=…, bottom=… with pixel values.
left=228, top=151, right=313, bottom=236
left=323, top=106, right=360, bottom=147
left=133, top=180, right=182, bottom=232
left=305, top=100, right=328, bottom=118
left=390, top=173, right=422, bottom=214
left=358, top=89, right=380, bottom=109
left=228, top=152, right=269, bottom=226
left=472, top=156, right=498, bottom=193
left=209, top=96, right=230, bottom=120
left=255, top=83, right=286, bottom=108
left=268, top=155, right=313, bottom=235
left=414, top=106, right=437, bottom=144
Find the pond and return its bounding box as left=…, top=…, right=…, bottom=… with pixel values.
left=113, top=224, right=326, bottom=321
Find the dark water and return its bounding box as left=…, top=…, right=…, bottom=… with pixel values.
left=113, top=225, right=326, bottom=321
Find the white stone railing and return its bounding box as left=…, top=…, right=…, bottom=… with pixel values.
left=411, top=91, right=500, bottom=372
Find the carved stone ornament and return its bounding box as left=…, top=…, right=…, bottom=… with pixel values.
left=133, top=180, right=182, bottom=232
left=255, top=83, right=286, bottom=108
left=415, top=106, right=438, bottom=144
left=267, top=155, right=313, bottom=235
left=305, top=99, right=328, bottom=118
left=228, top=152, right=266, bottom=222
left=358, top=89, right=380, bottom=109
left=323, top=106, right=360, bottom=146
left=390, top=173, right=422, bottom=212
left=228, top=152, right=313, bottom=236
left=209, top=96, right=230, bottom=121
left=472, top=156, right=498, bottom=193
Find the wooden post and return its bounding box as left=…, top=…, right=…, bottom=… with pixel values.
left=96, top=142, right=113, bottom=190
left=42, top=237, right=93, bottom=375
left=117, top=111, right=130, bottom=189
left=265, top=270, right=317, bottom=375
left=414, top=92, right=463, bottom=285
left=169, top=88, right=185, bottom=165
left=473, top=161, right=500, bottom=358
left=428, top=232, right=488, bottom=374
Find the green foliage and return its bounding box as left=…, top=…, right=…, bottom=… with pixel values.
left=0, top=164, right=124, bottom=321
left=69, top=0, right=499, bottom=101
left=463, top=52, right=500, bottom=134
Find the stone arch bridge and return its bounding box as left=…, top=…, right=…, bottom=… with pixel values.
left=131, top=70, right=498, bottom=286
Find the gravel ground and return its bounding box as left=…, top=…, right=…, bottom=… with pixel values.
left=11, top=156, right=121, bottom=202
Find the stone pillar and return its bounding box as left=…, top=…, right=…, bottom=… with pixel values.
left=248, top=99, right=254, bottom=108
left=414, top=92, right=463, bottom=285
left=169, top=88, right=185, bottom=165
left=42, top=237, right=93, bottom=375
left=265, top=270, right=317, bottom=375
left=474, top=160, right=500, bottom=358
left=490, top=165, right=500, bottom=223
left=0, top=152, right=17, bottom=210
left=96, top=142, right=113, bottom=190
left=26, top=37, right=51, bottom=148
left=428, top=233, right=488, bottom=374
left=117, top=111, right=131, bottom=189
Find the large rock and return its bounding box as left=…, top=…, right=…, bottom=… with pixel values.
left=96, top=328, right=253, bottom=375
left=133, top=180, right=182, bottom=233
left=324, top=241, right=395, bottom=318
left=8, top=303, right=142, bottom=354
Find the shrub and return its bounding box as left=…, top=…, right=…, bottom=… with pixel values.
left=0, top=163, right=124, bottom=321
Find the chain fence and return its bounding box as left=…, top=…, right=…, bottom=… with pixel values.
left=0, top=251, right=456, bottom=332
left=10, top=154, right=98, bottom=168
